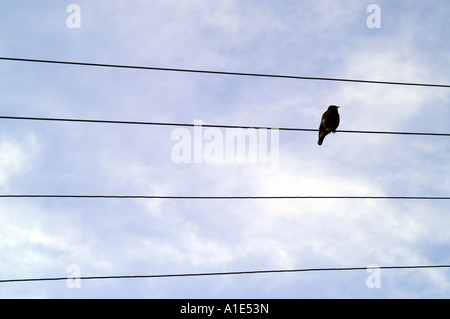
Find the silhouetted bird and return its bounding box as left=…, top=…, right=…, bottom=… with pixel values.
left=318, top=105, right=340, bottom=145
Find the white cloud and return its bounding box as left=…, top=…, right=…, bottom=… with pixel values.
left=0, top=133, right=40, bottom=190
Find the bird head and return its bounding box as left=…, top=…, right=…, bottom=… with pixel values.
left=329, top=105, right=340, bottom=110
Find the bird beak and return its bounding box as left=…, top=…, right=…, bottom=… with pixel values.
left=337, top=106, right=340, bottom=108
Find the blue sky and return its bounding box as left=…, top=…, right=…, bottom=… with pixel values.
left=0, top=0, right=450, bottom=298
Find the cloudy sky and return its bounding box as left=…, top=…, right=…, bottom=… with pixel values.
left=0, top=0, right=449, bottom=298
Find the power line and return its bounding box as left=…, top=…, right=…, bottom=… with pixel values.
left=1, top=56, right=450, bottom=88
left=1, top=264, right=449, bottom=283
left=1, top=194, right=449, bottom=200
left=1, top=115, right=449, bottom=137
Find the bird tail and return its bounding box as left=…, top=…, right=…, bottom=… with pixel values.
left=318, top=131, right=327, bottom=145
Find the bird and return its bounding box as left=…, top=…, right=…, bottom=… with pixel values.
left=318, top=105, right=340, bottom=145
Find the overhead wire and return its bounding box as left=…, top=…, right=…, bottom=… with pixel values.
left=0, top=115, right=449, bottom=137
left=1, top=56, right=450, bottom=88
left=1, top=264, right=450, bottom=283
left=0, top=195, right=449, bottom=200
